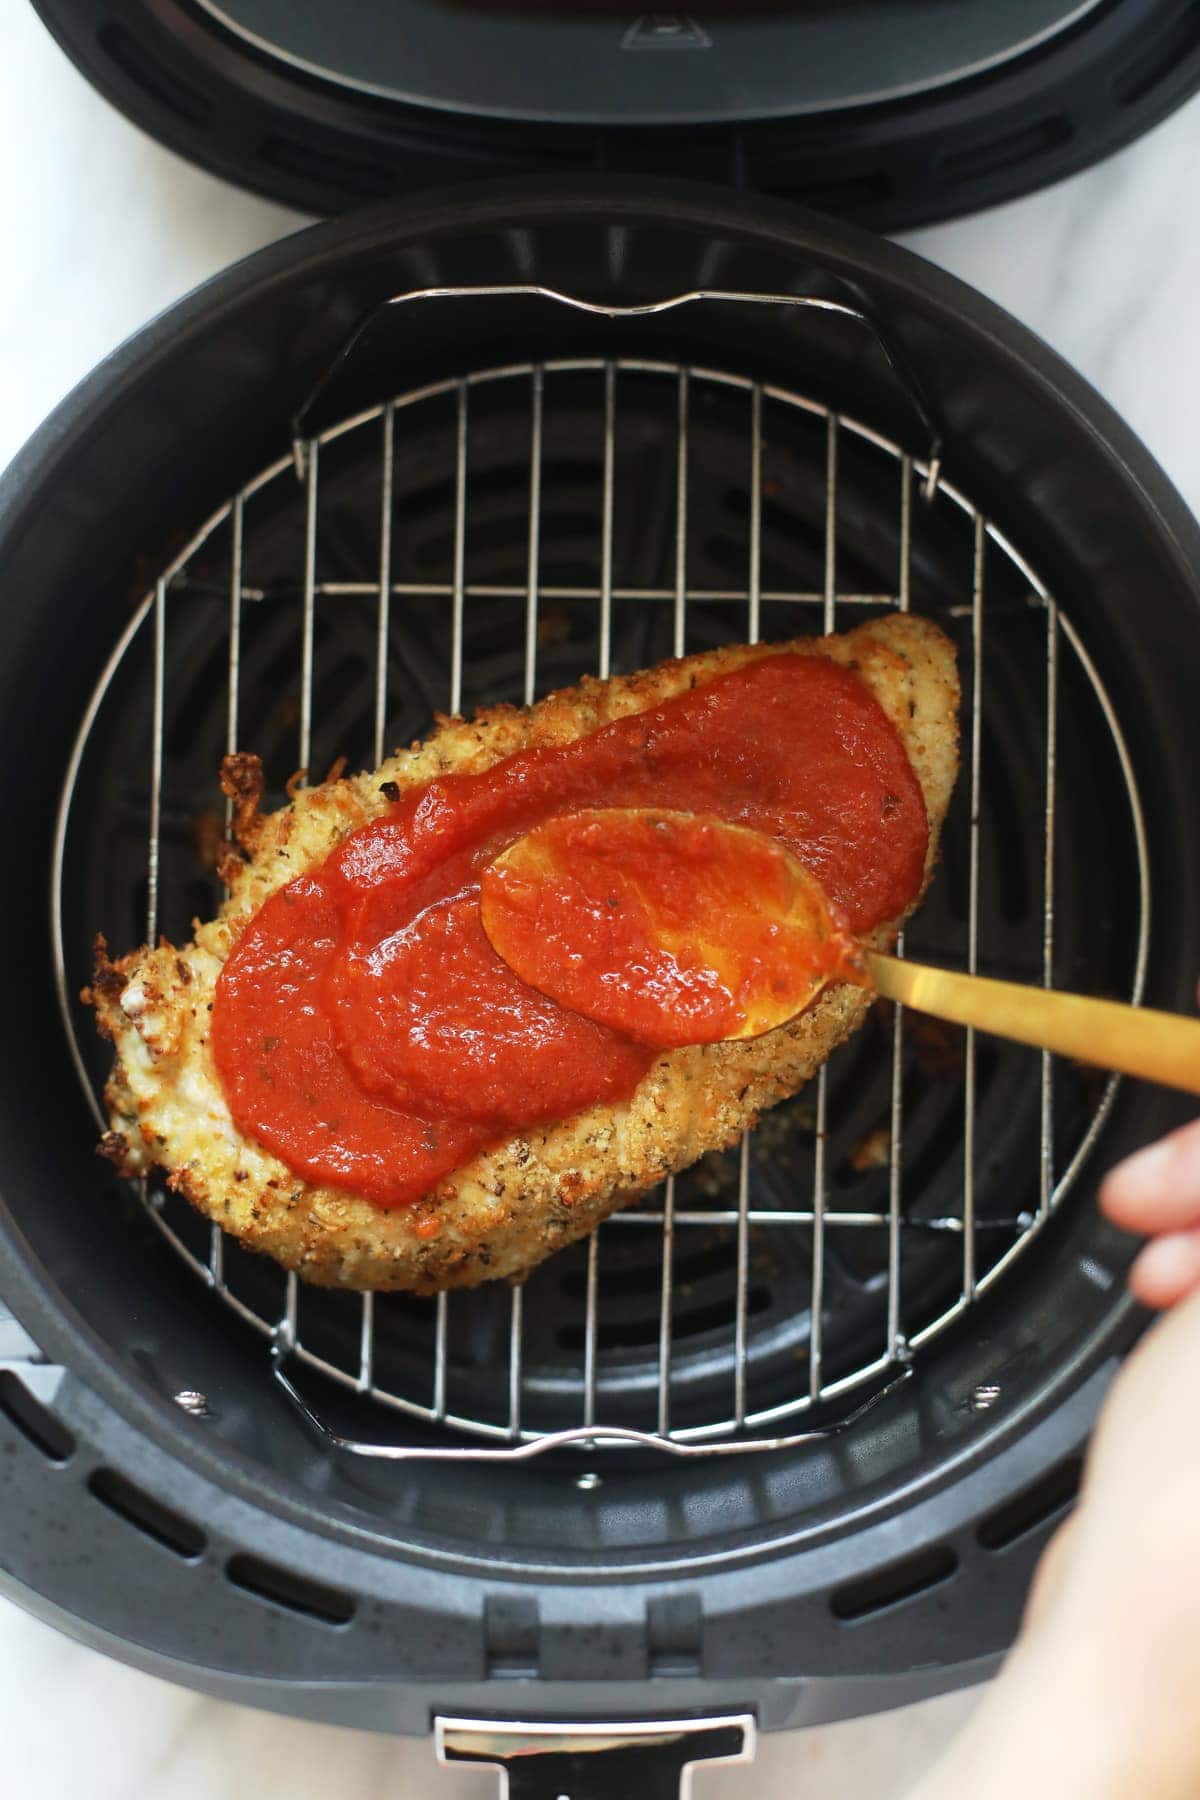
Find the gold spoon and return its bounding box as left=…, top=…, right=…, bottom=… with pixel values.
left=481, top=807, right=1200, bottom=1093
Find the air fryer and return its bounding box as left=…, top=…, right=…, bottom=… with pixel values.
left=3, top=6, right=1200, bottom=1796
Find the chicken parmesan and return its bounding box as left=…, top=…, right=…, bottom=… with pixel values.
left=88, top=613, right=959, bottom=1293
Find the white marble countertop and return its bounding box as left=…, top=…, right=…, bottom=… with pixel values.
left=3, top=6, right=1200, bottom=1795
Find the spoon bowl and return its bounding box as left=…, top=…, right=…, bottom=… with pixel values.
left=482, top=807, right=864, bottom=1048
left=483, top=806, right=1200, bottom=1096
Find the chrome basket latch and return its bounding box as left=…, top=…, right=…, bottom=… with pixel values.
left=436, top=1714, right=755, bottom=1799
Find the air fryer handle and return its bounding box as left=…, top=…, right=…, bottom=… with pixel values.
left=436, top=1714, right=755, bottom=1798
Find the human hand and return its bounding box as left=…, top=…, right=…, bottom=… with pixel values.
left=908, top=1281, right=1200, bottom=1800
left=907, top=1014, right=1200, bottom=1800
left=1100, top=981, right=1200, bottom=1306
left=1101, top=1118, right=1200, bottom=1306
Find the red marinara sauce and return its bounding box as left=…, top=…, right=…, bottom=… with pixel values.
left=480, top=809, right=864, bottom=1049
left=211, top=654, right=928, bottom=1208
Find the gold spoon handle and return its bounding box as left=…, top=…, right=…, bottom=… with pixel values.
left=865, top=952, right=1200, bottom=1097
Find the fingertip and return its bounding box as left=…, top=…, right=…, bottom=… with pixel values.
left=1101, top=1138, right=1176, bottom=1229
left=1101, top=1121, right=1200, bottom=1234
left=1129, top=1230, right=1200, bottom=1309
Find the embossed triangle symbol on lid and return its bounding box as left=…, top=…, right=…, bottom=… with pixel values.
left=621, top=14, right=713, bottom=50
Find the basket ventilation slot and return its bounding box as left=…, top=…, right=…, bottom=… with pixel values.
left=227, top=1553, right=357, bottom=1625
left=0, top=1372, right=75, bottom=1463
left=765, top=169, right=894, bottom=215
left=88, top=1467, right=207, bottom=1560
left=831, top=1543, right=958, bottom=1621
left=940, top=117, right=1072, bottom=185
left=976, top=1455, right=1083, bottom=1552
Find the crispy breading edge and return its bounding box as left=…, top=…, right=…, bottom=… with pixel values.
left=86, top=614, right=959, bottom=1293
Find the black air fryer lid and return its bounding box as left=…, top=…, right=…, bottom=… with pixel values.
left=31, top=0, right=1200, bottom=228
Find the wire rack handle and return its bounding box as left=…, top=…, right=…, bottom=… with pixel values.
left=271, top=1347, right=910, bottom=1464
left=289, top=283, right=944, bottom=489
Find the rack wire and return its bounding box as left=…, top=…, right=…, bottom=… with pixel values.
left=54, top=339, right=1149, bottom=1461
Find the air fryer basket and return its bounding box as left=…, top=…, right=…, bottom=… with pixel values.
left=53, top=301, right=1145, bottom=1456
left=1, top=182, right=1199, bottom=1769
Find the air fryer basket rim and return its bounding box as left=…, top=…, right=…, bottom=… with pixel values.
left=5, top=171, right=1200, bottom=586
left=0, top=178, right=1194, bottom=1603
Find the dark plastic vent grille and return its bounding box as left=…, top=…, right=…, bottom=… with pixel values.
left=96, top=22, right=211, bottom=126
left=1113, top=4, right=1200, bottom=105
left=258, top=136, right=399, bottom=201
left=0, top=1372, right=75, bottom=1463
left=227, top=1553, right=356, bottom=1625
left=88, top=1467, right=207, bottom=1559
left=940, top=117, right=1073, bottom=186
left=0, top=1375, right=75, bottom=1461
left=976, top=1455, right=1083, bottom=1551
left=831, top=1543, right=959, bottom=1621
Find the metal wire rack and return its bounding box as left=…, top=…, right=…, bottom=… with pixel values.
left=53, top=300, right=1149, bottom=1462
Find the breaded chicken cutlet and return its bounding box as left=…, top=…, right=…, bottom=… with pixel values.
left=88, top=613, right=959, bottom=1293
